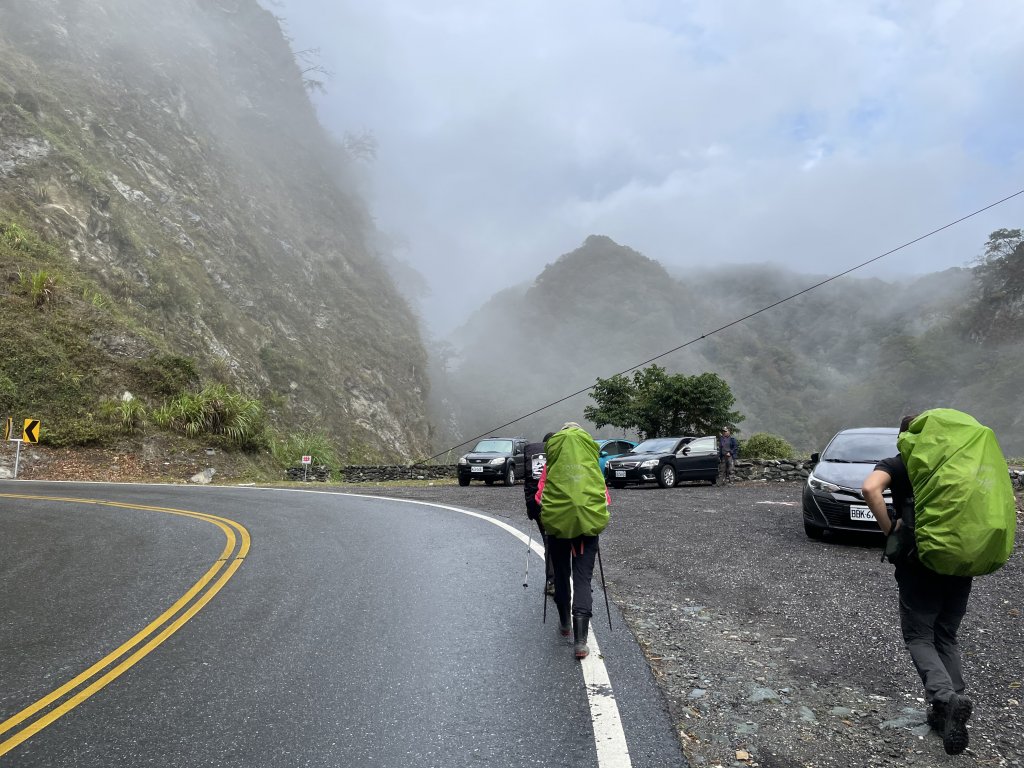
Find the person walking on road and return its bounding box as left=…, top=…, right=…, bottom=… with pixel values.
left=862, top=414, right=974, bottom=755
left=536, top=422, right=610, bottom=659
left=523, top=432, right=555, bottom=595
left=718, top=427, right=738, bottom=482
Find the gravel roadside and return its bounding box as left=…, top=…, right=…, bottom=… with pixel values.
left=351, top=480, right=1024, bottom=768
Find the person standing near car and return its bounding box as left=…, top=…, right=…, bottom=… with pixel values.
left=523, top=432, right=555, bottom=595
left=536, top=422, right=610, bottom=659
left=861, top=413, right=974, bottom=756
left=718, top=427, right=738, bottom=482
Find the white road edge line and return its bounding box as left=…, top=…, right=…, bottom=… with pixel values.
left=306, top=490, right=633, bottom=768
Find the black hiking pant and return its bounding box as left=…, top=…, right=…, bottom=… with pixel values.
left=549, top=535, right=598, bottom=618
left=894, top=557, right=973, bottom=704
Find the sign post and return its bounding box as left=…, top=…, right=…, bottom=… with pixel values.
left=301, top=454, right=312, bottom=482
left=7, top=418, right=41, bottom=479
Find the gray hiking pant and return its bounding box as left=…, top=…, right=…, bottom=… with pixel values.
left=894, top=557, right=973, bottom=704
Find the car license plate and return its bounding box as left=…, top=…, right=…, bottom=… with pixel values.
left=471, top=466, right=483, bottom=473
left=849, top=505, right=875, bottom=522
left=615, top=470, right=626, bottom=478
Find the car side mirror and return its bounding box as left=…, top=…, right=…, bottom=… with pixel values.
left=681, top=446, right=691, bottom=455
left=810, top=452, right=820, bottom=464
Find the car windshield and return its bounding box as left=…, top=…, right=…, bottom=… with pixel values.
left=630, top=438, right=679, bottom=454
left=471, top=439, right=513, bottom=453
left=821, top=432, right=897, bottom=463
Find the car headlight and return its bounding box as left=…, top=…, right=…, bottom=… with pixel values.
left=808, top=474, right=840, bottom=493
left=489, top=457, right=505, bottom=465
left=640, top=459, right=658, bottom=469
left=458, top=457, right=468, bottom=465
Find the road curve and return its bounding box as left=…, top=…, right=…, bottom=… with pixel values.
left=0, top=481, right=686, bottom=768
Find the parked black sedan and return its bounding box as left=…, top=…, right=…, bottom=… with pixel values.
left=802, top=427, right=898, bottom=539
left=605, top=435, right=719, bottom=488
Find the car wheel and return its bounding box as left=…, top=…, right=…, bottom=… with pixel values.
left=458, top=476, right=470, bottom=487
left=610, top=482, right=625, bottom=489
left=804, top=522, right=825, bottom=540
left=657, top=464, right=676, bottom=488
left=504, top=462, right=516, bottom=486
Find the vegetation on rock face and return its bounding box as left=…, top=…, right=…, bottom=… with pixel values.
left=0, top=0, right=430, bottom=461
left=740, top=433, right=796, bottom=460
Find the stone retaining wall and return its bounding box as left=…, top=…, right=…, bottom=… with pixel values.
left=336, top=465, right=458, bottom=483
left=731, top=459, right=813, bottom=483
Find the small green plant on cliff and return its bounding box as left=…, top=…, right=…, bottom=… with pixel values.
left=153, top=384, right=266, bottom=449
left=98, top=396, right=147, bottom=434
left=1, top=221, right=61, bottom=260
left=19, top=269, right=58, bottom=307
left=1, top=222, right=30, bottom=250
left=82, top=286, right=108, bottom=309
left=740, top=433, right=795, bottom=460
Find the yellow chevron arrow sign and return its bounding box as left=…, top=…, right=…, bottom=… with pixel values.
left=22, top=419, right=40, bottom=444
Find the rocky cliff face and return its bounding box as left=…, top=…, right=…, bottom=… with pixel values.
left=0, top=0, right=430, bottom=459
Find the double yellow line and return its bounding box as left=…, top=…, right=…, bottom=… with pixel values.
left=0, top=494, right=250, bottom=758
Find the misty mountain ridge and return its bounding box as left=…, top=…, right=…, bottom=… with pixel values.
left=437, top=234, right=1023, bottom=455
left=1, top=0, right=430, bottom=458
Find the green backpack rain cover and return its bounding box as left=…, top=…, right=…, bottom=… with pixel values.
left=539, top=426, right=610, bottom=539
left=898, top=408, right=1016, bottom=576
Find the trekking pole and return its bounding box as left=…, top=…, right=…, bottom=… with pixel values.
left=542, top=536, right=549, bottom=624
left=596, top=544, right=612, bottom=631
left=523, top=533, right=532, bottom=588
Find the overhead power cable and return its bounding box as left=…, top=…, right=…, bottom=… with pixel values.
left=414, top=187, right=1024, bottom=466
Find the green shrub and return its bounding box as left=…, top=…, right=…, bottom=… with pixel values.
left=269, top=429, right=341, bottom=469
left=99, top=396, right=147, bottom=434
left=155, top=384, right=266, bottom=449
left=740, top=432, right=795, bottom=460
left=17, top=269, right=58, bottom=306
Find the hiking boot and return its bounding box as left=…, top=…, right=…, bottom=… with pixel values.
left=942, top=694, right=973, bottom=755
left=926, top=700, right=946, bottom=731
left=556, top=602, right=571, bottom=638
left=573, top=615, right=590, bottom=659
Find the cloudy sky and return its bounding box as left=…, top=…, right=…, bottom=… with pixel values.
left=269, top=0, right=1024, bottom=335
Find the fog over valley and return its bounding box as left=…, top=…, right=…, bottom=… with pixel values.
left=270, top=1, right=1024, bottom=335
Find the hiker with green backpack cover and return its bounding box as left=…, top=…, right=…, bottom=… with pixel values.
left=862, top=409, right=1017, bottom=756
left=536, top=422, right=611, bottom=659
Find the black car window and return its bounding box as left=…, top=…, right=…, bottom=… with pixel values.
left=472, top=439, right=514, bottom=453
left=688, top=437, right=716, bottom=454
left=632, top=438, right=679, bottom=454
left=821, top=432, right=898, bottom=462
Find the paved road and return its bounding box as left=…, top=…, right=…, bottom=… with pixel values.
left=0, top=482, right=686, bottom=767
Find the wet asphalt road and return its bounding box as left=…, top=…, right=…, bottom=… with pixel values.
left=0, top=482, right=686, bottom=768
